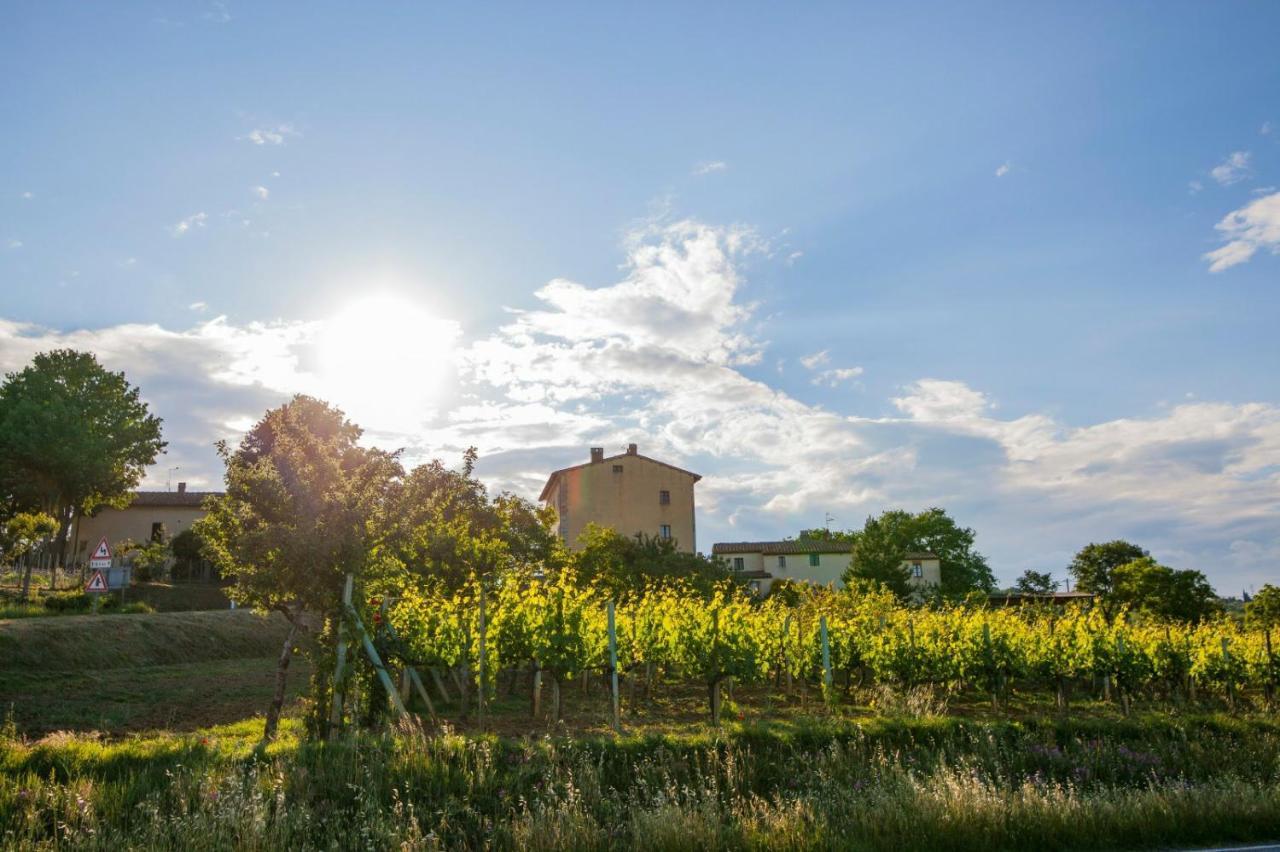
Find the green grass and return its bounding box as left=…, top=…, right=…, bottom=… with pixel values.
left=0, top=610, right=300, bottom=736
left=2, top=714, right=1279, bottom=850
left=3, top=610, right=1278, bottom=848
left=0, top=609, right=289, bottom=673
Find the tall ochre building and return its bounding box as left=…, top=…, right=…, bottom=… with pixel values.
left=539, top=445, right=700, bottom=553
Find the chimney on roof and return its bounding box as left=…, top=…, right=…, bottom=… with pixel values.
left=590, top=447, right=604, bottom=463
left=626, top=443, right=638, bottom=455
left=177, top=482, right=187, bottom=494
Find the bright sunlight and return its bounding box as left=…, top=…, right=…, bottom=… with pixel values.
left=316, top=293, right=459, bottom=434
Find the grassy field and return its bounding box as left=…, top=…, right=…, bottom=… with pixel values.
left=0, top=609, right=307, bottom=735
left=0, top=580, right=231, bottom=618
left=2, top=610, right=1279, bottom=849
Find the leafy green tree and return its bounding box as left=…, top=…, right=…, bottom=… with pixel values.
left=840, top=508, right=995, bottom=601
left=1, top=511, right=59, bottom=599
left=796, top=528, right=855, bottom=543
left=1068, top=540, right=1149, bottom=621
left=386, top=448, right=564, bottom=591
left=195, top=395, right=403, bottom=742
left=169, top=528, right=207, bottom=580
left=1245, top=585, right=1280, bottom=631
left=1014, top=569, right=1059, bottom=596
left=573, top=524, right=735, bottom=597
left=1110, top=556, right=1220, bottom=624
left=129, top=538, right=170, bottom=582
left=0, top=350, right=165, bottom=587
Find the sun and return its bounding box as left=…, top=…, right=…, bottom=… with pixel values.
left=316, top=294, right=459, bottom=433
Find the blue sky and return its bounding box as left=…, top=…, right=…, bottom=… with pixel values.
left=3, top=2, right=1279, bottom=592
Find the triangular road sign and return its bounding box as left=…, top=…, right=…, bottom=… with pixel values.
left=85, top=570, right=109, bottom=593
left=90, top=536, right=111, bottom=560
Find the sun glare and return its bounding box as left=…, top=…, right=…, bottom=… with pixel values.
left=316, top=294, right=458, bottom=433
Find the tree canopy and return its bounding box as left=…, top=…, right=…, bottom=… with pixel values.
left=1244, top=584, right=1280, bottom=631
left=386, top=448, right=563, bottom=590
left=840, top=508, right=996, bottom=601
left=1109, top=556, right=1220, bottom=624
left=572, top=524, right=735, bottom=598
left=0, top=349, right=165, bottom=575
left=1067, top=540, right=1148, bottom=614
left=1014, top=569, right=1059, bottom=596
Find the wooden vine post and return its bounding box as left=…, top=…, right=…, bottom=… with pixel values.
left=328, top=573, right=354, bottom=735
left=607, top=600, right=621, bottom=734
left=478, top=584, right=487, bottom=729
left=1222, top=637, right=1235, bottom=711
left=819, top=615, right=833, bottom=706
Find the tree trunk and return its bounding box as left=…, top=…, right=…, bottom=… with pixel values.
left=532, top=665, right=542, bottom=719
left=19, top=552, right=33, bottom=601
left=262, top=619, right=300, bottom=744
left=551, top=675, right=562, bottom=722
left=52, top=506, right=73, bottom=592
left=709, top=677, right=722, bottom=725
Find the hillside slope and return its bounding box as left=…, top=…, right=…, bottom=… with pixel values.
left=0, top=609, right=290, bottom=673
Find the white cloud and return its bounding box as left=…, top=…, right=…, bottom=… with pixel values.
left=786, top=251, right=803, bottom=265
left=240, top=124, right=297, bottom=146
left=811, top=367, right=864, bottom=387
left=169, top=212, right=207, bottom=237
left=252, top=185, right=269, bottom=200
left=20, top=191, right=32, bottom=200
left=1210, top=151, right=1251, bottom=186
left=1188, top=180, right=1203, bottom=195
left=800, top=350, right=830, bottom=370
left=203, top=2, right=230, bottom=23
left=1262, top=121, right=1274, bottom=136
left=5, top=239, right=21, bottom=250
left=694, top=161, right=728, bottom=176
left=189, top=301, right=208, bottom=312
left=3, top=217, right=1278, bottom=590
left=995, top=161, right=1012, bottom=178
left=1203, top=190, right=1280, bottom=272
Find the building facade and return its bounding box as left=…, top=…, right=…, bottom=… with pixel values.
left=74, top=483, right=220, bottom=562
left=539, top=445, right=700, bottom=553
left=711, top=539, right=941, bottom=596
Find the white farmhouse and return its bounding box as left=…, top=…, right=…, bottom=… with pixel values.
left=711, top=539, right=941, bottom=597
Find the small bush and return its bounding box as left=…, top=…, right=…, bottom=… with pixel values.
left=41, top=593, right=132, bottom=613
left=42, top=591, right=92, bottom=612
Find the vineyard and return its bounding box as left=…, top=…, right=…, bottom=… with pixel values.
left=373, top=573, right=1280, bottom=728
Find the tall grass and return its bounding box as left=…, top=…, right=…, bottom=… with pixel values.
left=2, top=715, right=1279, bottom=850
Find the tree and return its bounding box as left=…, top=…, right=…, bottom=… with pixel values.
left=1014, top=569, right=1059, bottom=596
left=195, top=395, right=403, bottom=742
left=1, top=511, right=59, bottom=599
left=1110, top=556, right=1220, bottom=624
left=1245, top=585, right=1280, bottom=631
left=387, top=449, right=565, bottom=591
left=0, top=350, right=165, bottom=588
left=1068, top=540, right=1149, bottom=620
left=573, top=524, right=735, bottom=597
left=130, top=538, right=170, bottom=582
left=796, top=528, right=855, bottom=543
left=841, top=508, right=995, bottom=601
left=170, top=528, right=207, bottom=581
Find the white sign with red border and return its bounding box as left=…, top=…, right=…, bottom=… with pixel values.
left=89, top=536, right=112, bottom=570
left=85, top=570, right=109, bottom=594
